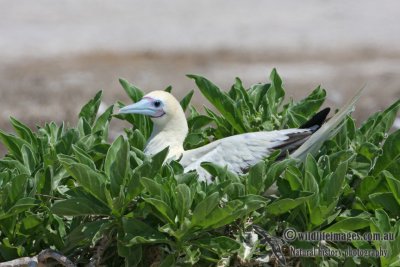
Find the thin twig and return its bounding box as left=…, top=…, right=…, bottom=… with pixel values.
left=0, top=256, right=38, bottom=267
left=88, top=235, right=112, bottom=267
left=37, top=249, right=76, bottom=267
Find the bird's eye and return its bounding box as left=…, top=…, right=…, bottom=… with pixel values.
left=153, top=100, right=161, bottom=108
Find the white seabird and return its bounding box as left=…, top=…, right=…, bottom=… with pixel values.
left=118, top=89, right=362, bottom=182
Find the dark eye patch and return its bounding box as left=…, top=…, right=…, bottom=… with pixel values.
left=154, top=100, right=161, bottom=108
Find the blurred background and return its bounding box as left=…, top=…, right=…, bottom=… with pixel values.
left=0, top=0, right=400, bottom=142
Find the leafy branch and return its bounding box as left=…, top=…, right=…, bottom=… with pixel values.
left=0, top=69, right=399, bottom=266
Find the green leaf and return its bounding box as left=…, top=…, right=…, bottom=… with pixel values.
left=0, top=238, right=23, bottom=261
left=128, top=129, right=147, bottom=150
left=77, top=117, right=92, bottom=136
left=304, top=170, right=319, bottom=194
left=193, top=236, right=240, bottom=256
left=373, top=129, right=400, bottom=175
left=200, top=162, right=240, bottom=183
left=181, top=246, right=201, bottom=265
left=64, top=220, right=108, bottom=253
left=55, top=128, right=79, bottom=155
left=20, top=215, right=42, bottom=232
left=51, top=198, right=110, bottom=216
left=7, top=174, right=29, bottom=203
left=57, top=154, right=78, bottom=165
left=92, top=104, right=114, bottom=140
left=222, top=196, right=266, bottom=223
left=118, top=244, right=142, bottom=267
left=9, top=117, right=37, bottom=149
left=174, top=184, right=192, bottom=223
left=188, top=115, right=214, bottom=131
left=122, top=218, right=168, bottom=245
left=285, top=86, right=326, bottom=127
left=384, top=171, right=400, bottom=206
left=225, top=183, right=245, bottom=199
left=164, top=85, right=172, bottom=92
left=265, top=158, right=296, bottom=190
left=309, top=202, right=340, bottom=227
left=79, top=91, right=102, bottom=126
left=370, top=210, right=396, bottom=266
left=197, top=200, right=243, bottom=229
left=360, top=99, right=400, bottom=139
left=370, top=209, right=391, bottom=233
left=0, top=159, right=29, bottom=174
left=356, top=175, right=382, bottom=201
left=150, top=146, right=170, bottom=173
left=72, top=145, right=96, bottom=169
left=266, top=192, right=314, bottom=215
left=159, top=254, right=175, bottom=267
left=369, top=192, right=400, bottom=217
left=262, top=69, right=285, bottom=120
left=248, top=83, right=270, bottom=109
left=247, top=161, right=265, bottom=194
left=284, top=165, right=303, bottom=191
left=125, top=165, right=146, bottom=201
left=231, top=77, right=255, bottom=113
left=0, top=198, right=39, bottom=220
left=191, top=192, right=220, bottom=226
left=180, top=90, right=194, bottom=112
left=196, top=195, right=266, bottom=229
left=323, top=217, right=370, bottom=232
left=21, top=145, right=36, bottom=174
left=105, top=136, right=130, bottom=197
left=143, top=198, right=175, bottom=225
left=322, top=160, right=348, bottom=203
left=188, top=74, right=246, bottom=133
left=59, top=160, right=108, bottom=204
left=328, top=150, right=354, bottom=172
left=119, top=78, right=144, bottom=102
left=303, top=171, right=320, bottom=214
left=140, top=177, right=169, bottom=204
left=0, top=130, right=31, bottom=162
left=204, top=107, right=232, bottom=136
left=175, top=172, right=197, bottom=185
left=357, top=142, right=381, bottom=162
left=304, top=154, right=320, bottom=182
left=184, top=133, right=208, bottom=149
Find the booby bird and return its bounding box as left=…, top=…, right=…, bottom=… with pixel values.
left=118, top=90, right=361, bottom=182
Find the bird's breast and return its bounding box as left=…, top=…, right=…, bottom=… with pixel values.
left=144, top=133, right=184, bottom=161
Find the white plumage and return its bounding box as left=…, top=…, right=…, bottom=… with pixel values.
left=179, top=129, right=312, bottom=182
left=118, top=89, right=362, bottom=182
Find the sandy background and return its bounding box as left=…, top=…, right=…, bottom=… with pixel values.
left=0, top=0, right=400, bottom=149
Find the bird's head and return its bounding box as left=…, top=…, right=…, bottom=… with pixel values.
left=118, top=90, right=186, bottom=129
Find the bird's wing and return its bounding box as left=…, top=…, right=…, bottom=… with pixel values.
left=291, top=86, right=365, bottom=160
left=180, top=129, right=313, bottom=182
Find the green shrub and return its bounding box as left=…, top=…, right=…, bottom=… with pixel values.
left=0, top=69, right=399, bottom=266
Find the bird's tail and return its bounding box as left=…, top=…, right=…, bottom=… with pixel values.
left=299, top=107, right=331, bottom=131
left=291, top=86, right=365, bottom=161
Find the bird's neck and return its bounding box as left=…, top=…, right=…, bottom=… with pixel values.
left=144, top=115, right=188, bottom=160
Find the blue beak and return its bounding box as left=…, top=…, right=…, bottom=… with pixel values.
left=118, top=98, right=157, bottom=116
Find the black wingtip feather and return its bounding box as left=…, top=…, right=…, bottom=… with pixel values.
left=299, top=107, right=331, bottom=130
